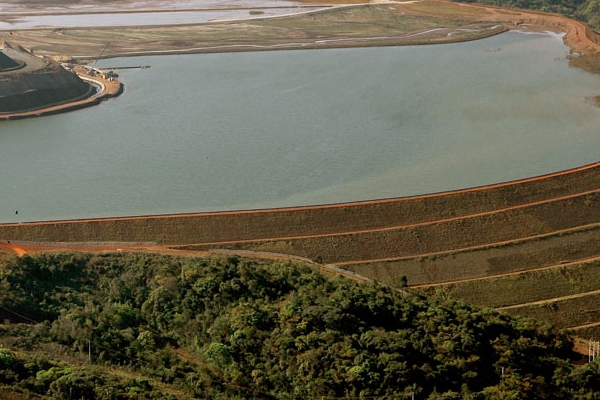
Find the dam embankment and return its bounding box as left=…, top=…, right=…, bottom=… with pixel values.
left=1, top=161, right=599, bottom=246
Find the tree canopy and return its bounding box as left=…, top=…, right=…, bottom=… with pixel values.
left=0, top=252, right=598, bottom=399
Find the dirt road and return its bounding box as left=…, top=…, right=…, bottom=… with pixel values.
left=0, top=241, right=176, bottom=256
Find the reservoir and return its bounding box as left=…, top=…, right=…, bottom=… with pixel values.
left=1, top=31, right=600, bottom=223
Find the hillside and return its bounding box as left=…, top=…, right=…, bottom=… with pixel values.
left=3, top=162, right=600, bottom=338
left=1, top=252, right=599, bottom=399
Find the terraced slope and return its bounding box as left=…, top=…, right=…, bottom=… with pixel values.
left=1, top=162, right=600, bottom=335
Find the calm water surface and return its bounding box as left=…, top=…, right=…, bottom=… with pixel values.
left=0, top=6, right=317, bottom=30
left=1, top=31, right=599, bottom=223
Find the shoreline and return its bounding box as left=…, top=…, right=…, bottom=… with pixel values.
left=1, top=160, right=599, bottom=227
left=79, top=15, right=591, bottom=63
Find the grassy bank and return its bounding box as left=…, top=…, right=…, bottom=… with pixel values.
left=502, top=292, right=600, bottom=329
left=181, top=189, right=600, bottom=263
left=419, top=259, right=600, bottom=308
left=344, top=223, right=600, bottom=286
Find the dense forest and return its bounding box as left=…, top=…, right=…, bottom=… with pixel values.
left=0, top=252, right=599, bottom=399
left=454, top=0, right=600, bottom=29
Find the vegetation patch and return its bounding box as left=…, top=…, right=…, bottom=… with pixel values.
left=568, top=53, right=600, bottom=75
left=0, top=252, right=599, bottom=399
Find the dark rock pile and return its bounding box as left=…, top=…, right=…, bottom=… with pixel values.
left=0, top=41, right=92, bottom=113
